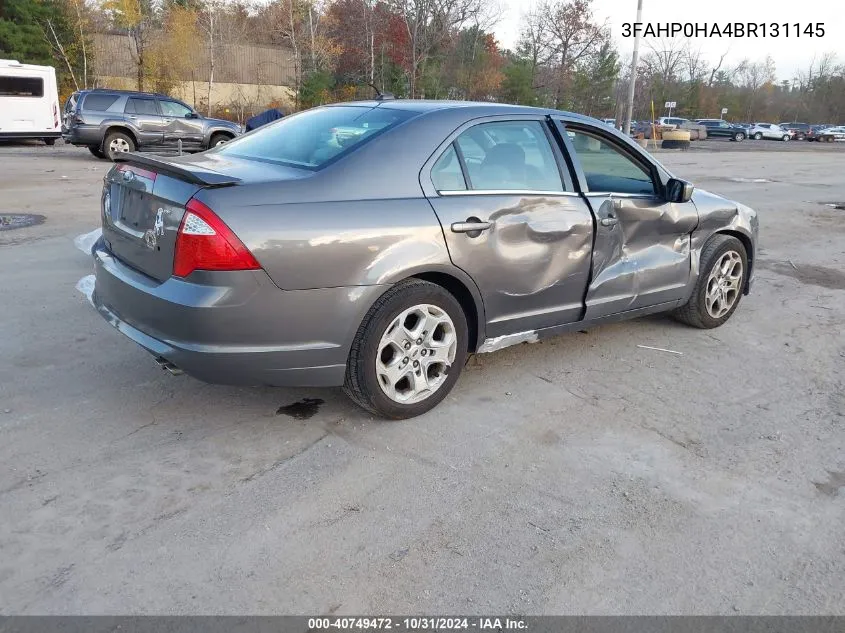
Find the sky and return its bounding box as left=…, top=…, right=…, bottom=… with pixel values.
left=492, top=0, right=845, bottom=81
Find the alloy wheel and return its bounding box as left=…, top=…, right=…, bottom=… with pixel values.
left=375, top=304, right=457, bottom=404
left=705, top=250, right=743, bottom=319
left=108, top=137, right=131, bottom=154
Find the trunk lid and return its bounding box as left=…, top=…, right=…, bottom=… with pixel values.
left=101, top=153, right=309, bottom=282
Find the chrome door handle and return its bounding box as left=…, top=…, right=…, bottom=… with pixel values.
left=600, top=217, right=619, bottom=227
left=451, top=221, right=492, bottom=233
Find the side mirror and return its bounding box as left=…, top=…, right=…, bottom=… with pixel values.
left=186, top=112, right=199, bottom=119
left=667, top=177, right=694, bottom=203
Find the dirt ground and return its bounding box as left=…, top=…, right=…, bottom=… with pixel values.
left=0, top=139, right=843, bottom=615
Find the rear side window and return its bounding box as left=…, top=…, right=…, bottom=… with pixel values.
left=216, top=105, right=415, bottom=169
left=431, top=145, right=466, bottom=192
left=83, top=93, right=119, bottom=111
left=64, top=93, right=79, bottom=112
left=452, top=121, right=564, bottom=192
left=125, top=98, right=159, bottom=115
left=0, top=76, right=43, bottom=97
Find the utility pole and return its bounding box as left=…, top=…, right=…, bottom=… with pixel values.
left=623, top=0, right=643, bottom=135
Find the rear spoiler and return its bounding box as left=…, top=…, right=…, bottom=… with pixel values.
left=113, top=153, right=241, bottom=187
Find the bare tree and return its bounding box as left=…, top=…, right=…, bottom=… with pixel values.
left=537, top=0, right=607, bottom=108
left=391, top=0, right=485, bottom=98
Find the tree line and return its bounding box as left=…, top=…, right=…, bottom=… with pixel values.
left=2, top=0, right=843, bottom=124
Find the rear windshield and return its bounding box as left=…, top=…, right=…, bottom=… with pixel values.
left=0, top=76, right=44, bottom=97
left=217, top=105, right=416, bottom=169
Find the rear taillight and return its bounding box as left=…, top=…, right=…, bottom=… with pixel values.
left=173, top=199, right=261, bottom=278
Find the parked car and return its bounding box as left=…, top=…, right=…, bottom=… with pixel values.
left=695, top=119, right=747, bottom=141
left=0, top=59, right=61, bottom=145
left=806, top=124, right=834, bottom=141
left=91, top=102, right=758, bottom=419
left=748, top=123, right=792, bottom=141
left=62, top=88, right=242, bottom=160
left=815, top=126, right=845, bottom=142
left=779, top=122, right=811, bottom=140
left=658, top=117, right=690, bottom=128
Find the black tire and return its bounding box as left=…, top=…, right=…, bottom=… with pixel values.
left=733, top=132, right=745, bottom=141
left=753, top=132, right=763, bottom=140
left=88, top=146, right=106, bottom=159
left=673, top=235, right=748, bottom=329
left=43, top=137, right=56, bottom=146
left=782, top=135, right=790, bottom=142
left=208, top=133, right=232, bottom=149
left=104, top=130, right=135, bottom=160
left=343, top=279, right=469, bottom=419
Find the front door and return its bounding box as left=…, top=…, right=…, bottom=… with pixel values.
left=124, top=97, right=164, bottom=146
left=159, top=99, right=204, bottom=147
left=424, top=118, right=595, bottom=337
left=560, top=123, right=699, bottom=319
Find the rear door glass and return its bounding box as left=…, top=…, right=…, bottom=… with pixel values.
left=453, top=121, right=564, bottom=192
left=125, top=98, right=160, bottom=115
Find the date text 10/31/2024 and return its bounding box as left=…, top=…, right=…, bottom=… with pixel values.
left=307, top=617, right=528, bottom=630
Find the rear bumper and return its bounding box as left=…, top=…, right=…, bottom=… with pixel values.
left=92, top=245, right=387, bottom=387
left=62, top=125, right=101, bottom=146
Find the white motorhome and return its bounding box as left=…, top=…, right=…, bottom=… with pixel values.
left=0, top=59, right=62, bottom=144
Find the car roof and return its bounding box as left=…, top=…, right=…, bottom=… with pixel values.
left=80, top=88, right=169, bottom=98
left=324, top=99, right=612, bottom=127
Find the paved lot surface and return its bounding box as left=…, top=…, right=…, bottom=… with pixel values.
left=1, top=140, right=843, bottom=615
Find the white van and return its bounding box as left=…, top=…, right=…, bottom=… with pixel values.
left=0, top=59, right=62, bottom=144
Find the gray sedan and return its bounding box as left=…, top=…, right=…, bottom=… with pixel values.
left=92, top=100, right=759, bottom=419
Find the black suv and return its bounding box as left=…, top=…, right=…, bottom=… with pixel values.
left=779, top=122, right=811, bottom=140
left=62, top=89, right=242, bottom=160
left=695, top=119, right=747, bottom=141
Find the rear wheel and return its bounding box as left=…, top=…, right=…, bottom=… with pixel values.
left=343, top=279, right=469, bottom=419
left=43, top=137, right=56, bottom=146
left=673, top=235, right=747, bottom=329
left=753, top=132, right=763, bottom=140
left=104, top=131, right=135, bottom=160
left=88, top=146, right=106, bottom=159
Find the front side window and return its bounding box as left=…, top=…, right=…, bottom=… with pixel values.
left=451, top=121, right=564, bottom=192
left=0, top=76, right=43, bottom=97
left=217, top=105, right=415, bottom=170
left=160, top=100, right=192, bottom=117
left=567, top=128, right=656, bottom=196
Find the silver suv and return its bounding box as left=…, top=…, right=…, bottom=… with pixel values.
left=62, top=89, right=241, bottom=160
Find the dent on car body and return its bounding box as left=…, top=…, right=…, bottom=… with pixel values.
left=688, top=188, right=759, bottom=293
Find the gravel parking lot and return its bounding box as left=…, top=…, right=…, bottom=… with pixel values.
left=1, top=139, right=843, bottom=615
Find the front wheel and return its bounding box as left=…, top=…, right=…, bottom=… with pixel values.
left=733, top=132, right=745, bottom=141
left=672, top=235, right=747, bottom=329
left=343, top=279, right=469, bottom=419
left=782, top=135, right=791, bottom=142
left=753, top=132, right=763, bottom=140
left=43, top=137, right=56, bottom=146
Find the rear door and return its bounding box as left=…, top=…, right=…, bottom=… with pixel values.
left=124, top=97, right=165, bottom=146
left=422, top=116, right=595, bottom=337
left=159, top=99, right=204, bottom=147
left=556, top=120, right=699, bottom=319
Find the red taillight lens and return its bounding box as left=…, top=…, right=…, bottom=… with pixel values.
left=173, top=198, right=261, bottom=278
